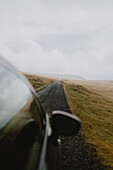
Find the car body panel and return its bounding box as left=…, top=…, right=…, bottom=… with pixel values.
left=0, top=57, right=47, bottom=170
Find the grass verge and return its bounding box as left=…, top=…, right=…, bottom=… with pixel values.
left=63, top=80, right=113, bottom=169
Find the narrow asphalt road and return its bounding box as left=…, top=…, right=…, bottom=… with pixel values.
left=37, top=81, right=107, bottom=170
left=37, top=81, right=71, bottom=114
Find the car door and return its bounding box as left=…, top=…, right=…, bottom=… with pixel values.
left=0, top=63, right=45, bottom=170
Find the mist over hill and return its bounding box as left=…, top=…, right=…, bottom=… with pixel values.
left=39, top=73, right=86, bottom=80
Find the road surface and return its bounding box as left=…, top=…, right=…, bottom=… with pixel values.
left=37, top=81, right=71, bottom=114
left=37, top=81, right=107, bottom=170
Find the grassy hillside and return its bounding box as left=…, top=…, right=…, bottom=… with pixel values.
left=22, top=72, right=56, bottom=91
left=63, top=80, right=113, bottom=169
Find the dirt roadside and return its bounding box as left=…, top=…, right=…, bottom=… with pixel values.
left=37, top=81, right=108, bottom=170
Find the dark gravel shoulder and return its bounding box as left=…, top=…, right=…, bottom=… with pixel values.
left=37, top=81, right=109, bottom=170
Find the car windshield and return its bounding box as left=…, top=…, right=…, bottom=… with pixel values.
left=0, top=65, right=31, bottom=129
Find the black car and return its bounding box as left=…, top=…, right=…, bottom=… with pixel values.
left=0, top=56, right=81, bottom=170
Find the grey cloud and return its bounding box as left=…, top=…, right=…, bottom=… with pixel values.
left=0, top=0, right=113, bottom=79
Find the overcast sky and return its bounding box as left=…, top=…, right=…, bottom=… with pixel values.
left=0, top=0, right=113, bottom=79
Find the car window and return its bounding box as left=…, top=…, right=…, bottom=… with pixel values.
left=0, top=66, right=32, bottom=128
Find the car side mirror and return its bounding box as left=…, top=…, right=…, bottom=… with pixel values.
left=51, top=110, right=81, bottom=136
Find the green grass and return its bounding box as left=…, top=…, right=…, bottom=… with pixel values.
left=63, top=82, right=113, bottom=168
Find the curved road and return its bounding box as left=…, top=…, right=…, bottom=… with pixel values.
left=37, top=81, right=107, bottom=170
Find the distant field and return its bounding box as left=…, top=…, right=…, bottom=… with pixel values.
left=22, top=72, right=57, bottom=91
left=63, top=80, right=113, bottom=168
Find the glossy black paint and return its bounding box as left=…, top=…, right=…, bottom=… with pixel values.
left=0, top=57, right=46, bottom=170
